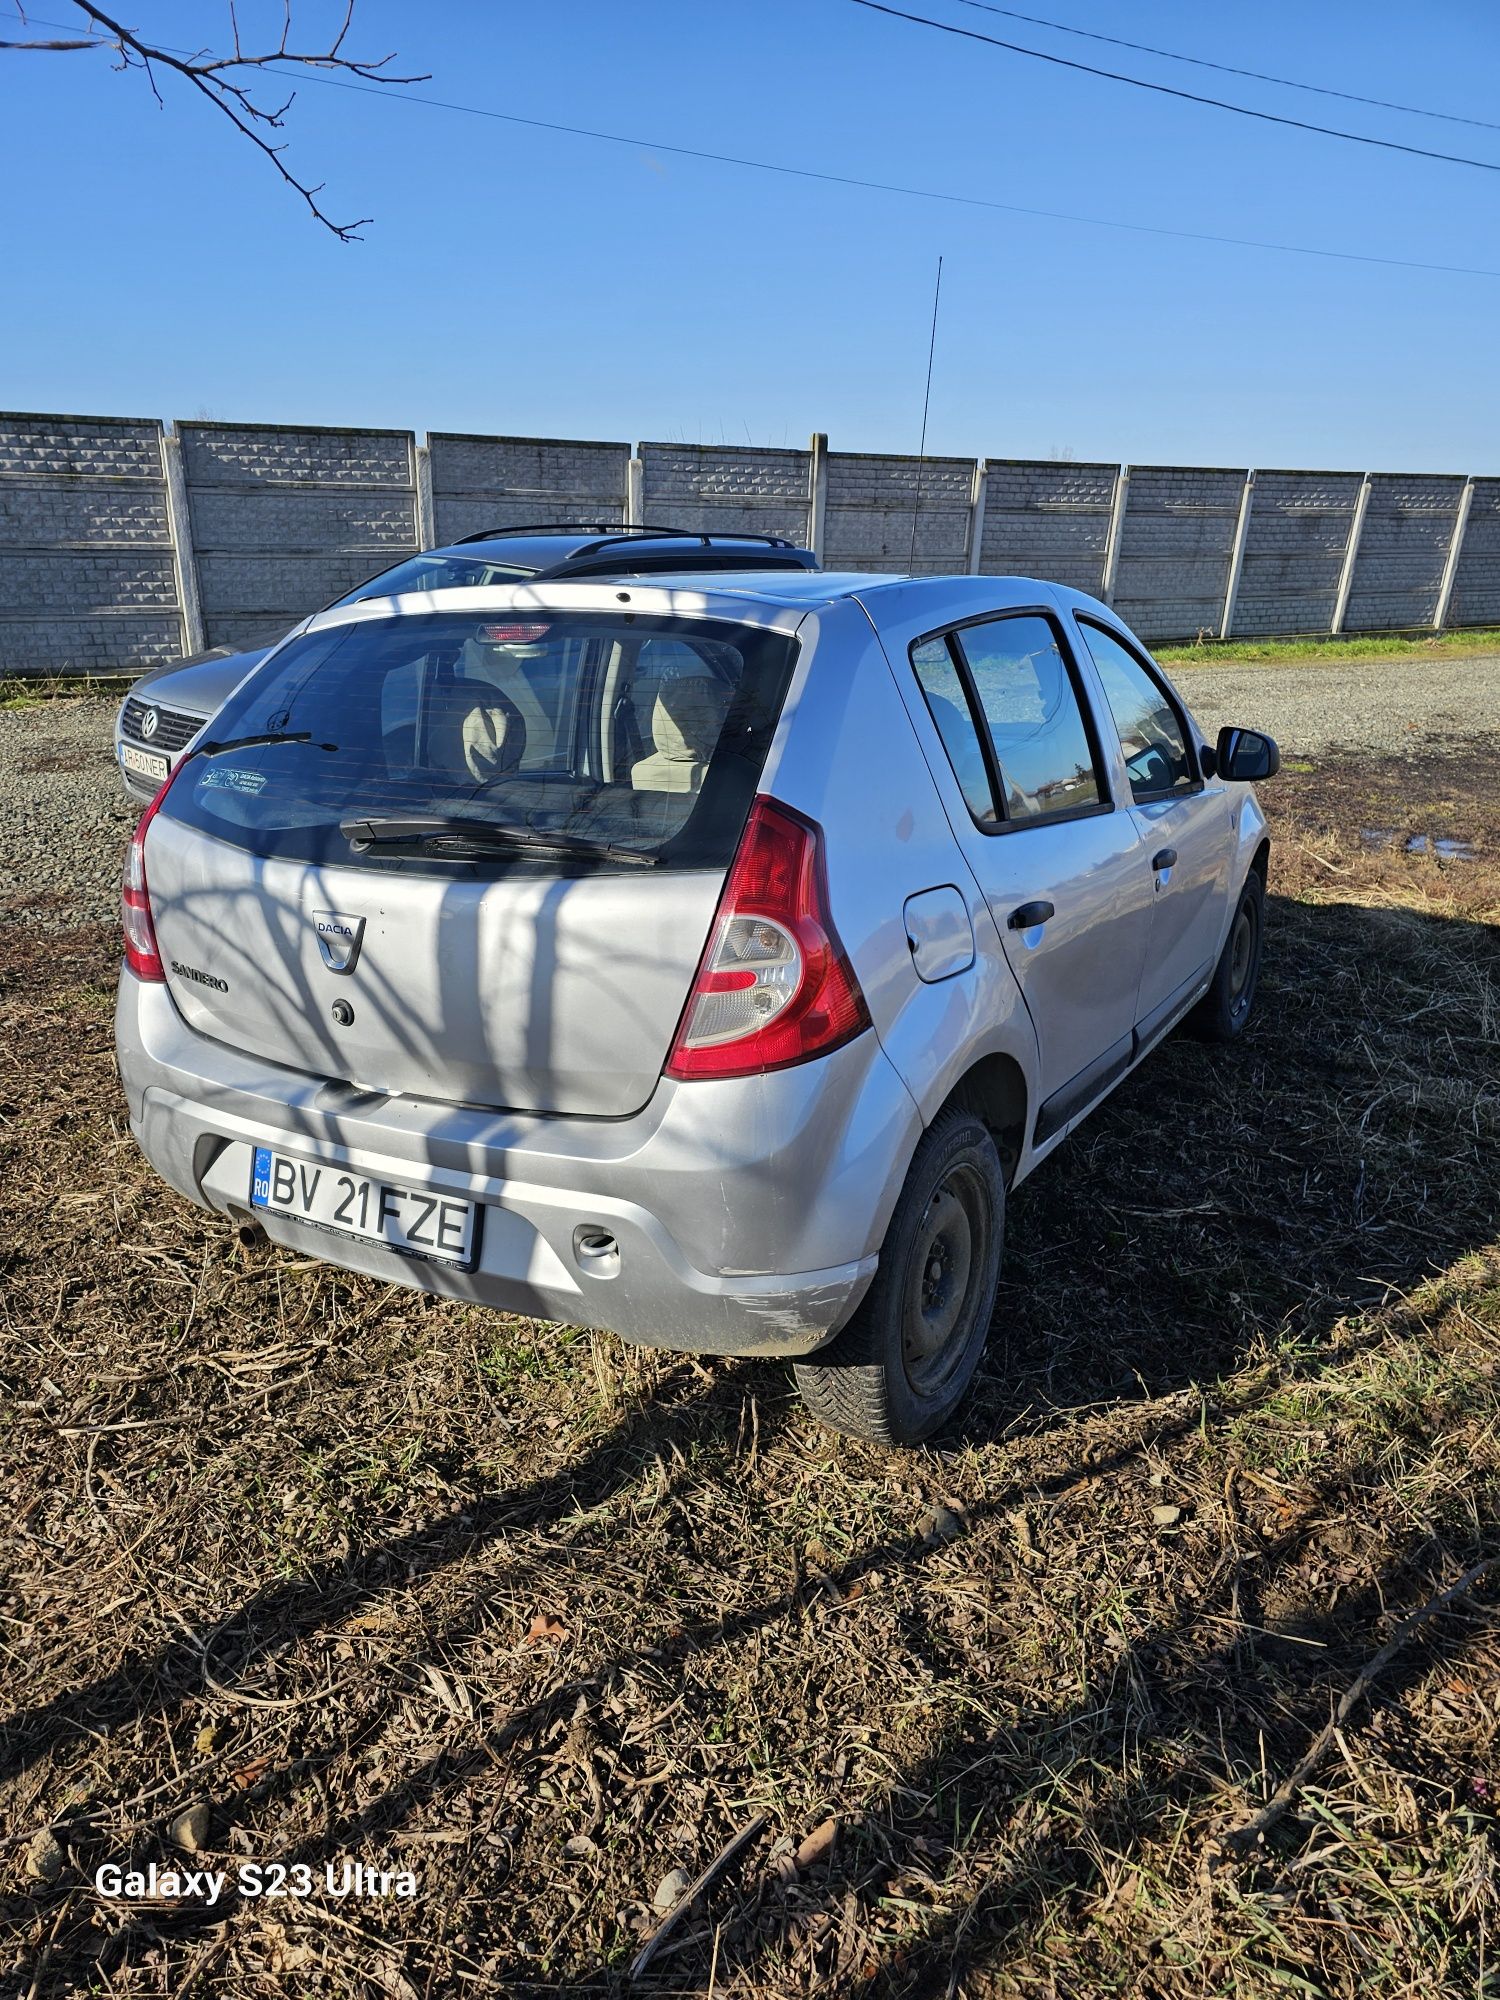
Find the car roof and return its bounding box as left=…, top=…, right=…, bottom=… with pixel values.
left=598, top=571, right=1113, bottom=621
left=304, top=572, right=1117, bottom=643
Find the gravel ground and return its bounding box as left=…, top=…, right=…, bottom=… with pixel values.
left=0, top=698, right=135, bottom=931
left=2, top=654, right=1496, bottom=933
left=1172, top=649, right=1500, bottom=757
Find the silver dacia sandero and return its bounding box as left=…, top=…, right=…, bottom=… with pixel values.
left=116, top=572, right=1277, bottom=1444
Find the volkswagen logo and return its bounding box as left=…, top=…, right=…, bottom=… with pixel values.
left=138, top=706, right=160, bottom=741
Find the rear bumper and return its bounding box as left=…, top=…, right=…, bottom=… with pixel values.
left=115, top=973, right=921, bottom=1357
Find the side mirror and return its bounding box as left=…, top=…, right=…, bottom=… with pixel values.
left=1198, top=742, right=1217, bottom=779
left=1215, top=725, right=1280, bottom=782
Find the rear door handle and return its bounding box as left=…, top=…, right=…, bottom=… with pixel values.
left=1152, top=847, right=1178, bottom=871
left=1008, top=899, right=1055, bottom=930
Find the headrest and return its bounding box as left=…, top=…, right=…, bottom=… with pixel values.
left=462, top=692, right=527, bottom=782
left=651, top=675, right=729, bottom=764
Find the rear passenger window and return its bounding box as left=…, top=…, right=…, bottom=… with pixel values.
left=1076, top=620, right=1197, bottom=802
left=955, top=615, right=1103, bottom=821
left=910, top=636, right=996, bottom=822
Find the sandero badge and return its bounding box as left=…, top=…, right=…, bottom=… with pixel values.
left=313, top=911, right=365, bottom=974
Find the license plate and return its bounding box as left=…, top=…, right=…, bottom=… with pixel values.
left=121, top=742, right=170, bottom=783
left=250, top=1147, right=480, bottom=1270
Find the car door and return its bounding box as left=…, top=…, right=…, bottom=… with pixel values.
left=1072, top=615, right=1236, bottom=1041
left=907, top=608, right=1154, bottom=1140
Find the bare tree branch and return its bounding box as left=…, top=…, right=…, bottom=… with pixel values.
left=2, top=1, right=428, bottom=239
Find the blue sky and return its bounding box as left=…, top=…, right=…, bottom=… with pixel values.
left=3, top=0, right=1498, bottom=470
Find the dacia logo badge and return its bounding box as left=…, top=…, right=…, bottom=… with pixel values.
left=313, top=910, right=365, bottom=974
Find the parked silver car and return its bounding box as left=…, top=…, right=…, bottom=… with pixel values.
left=115, top=572, right=1276, bottom=1442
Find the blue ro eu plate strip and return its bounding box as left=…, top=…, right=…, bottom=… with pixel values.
left=251, top=1146, right=273, bottom=1207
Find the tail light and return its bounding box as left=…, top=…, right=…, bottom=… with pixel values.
left=121, top=762, right=185, bottom=982
left=665, top=797, right=870, bottom=1081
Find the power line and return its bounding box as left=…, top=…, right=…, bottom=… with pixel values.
left=851, top=0, right=1500, bottom=176
left=12, top=7, right=1500, bottom=280
left=957, top=0, right=1500, bottom=135
left=300, top=75, right=1500, bottom=282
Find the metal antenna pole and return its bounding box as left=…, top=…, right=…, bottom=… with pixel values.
left=909, top=254, right=944, bottom=570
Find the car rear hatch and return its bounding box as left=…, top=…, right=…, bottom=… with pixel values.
left=142, top=598, right=802, bottom=1118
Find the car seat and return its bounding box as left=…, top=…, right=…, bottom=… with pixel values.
left=630, top=675, right=730, bottom=794
left=458, top=688, right=528, bottom=783
left=436, top=635, right=549, bottom=783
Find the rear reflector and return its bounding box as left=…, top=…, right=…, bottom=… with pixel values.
left=121, top=761, right=186, bottom=982
left=664, top=797, right=870, bottom=1081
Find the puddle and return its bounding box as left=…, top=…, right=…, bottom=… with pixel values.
left=1360, top=828, right=1476, bottom=860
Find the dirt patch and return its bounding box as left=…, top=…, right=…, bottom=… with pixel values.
left=22, top=749, right=95, bottom=775
left=3, top=751, right=1499, bottom=1997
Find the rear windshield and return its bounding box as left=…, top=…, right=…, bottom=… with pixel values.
left=158, top=610, right=800, bottom=875
left=335, top=553, right=530, bottom=604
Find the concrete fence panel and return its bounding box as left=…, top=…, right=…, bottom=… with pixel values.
left=978, top=459, right=1117, bottom=596
left=178, top=421, right=418, bottom=650
left=1110, top=466, right=1249, bottom=645
left=0, top=411, right=184, bottom=674
left=637, top=442, right=813, bottom=545
left=4, top=410, right=1500, bottom=674
left=1448, top=476, right=1500, bottom=628
left=1230, top=470, right=1364, bottom=637
left=1342, top=472, right=1468, bottom=633
left=823, top=450, right=975, bottom=574
left=427, top=433, right=630, bottom=546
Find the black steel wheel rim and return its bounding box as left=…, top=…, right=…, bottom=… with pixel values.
left=901, top=1160, right=991, bottom=1397
left=1228, top=894, right=1258, bottom=1022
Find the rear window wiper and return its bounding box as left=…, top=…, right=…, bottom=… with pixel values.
left=197, top=732, right=337, bottom=758
left=339, top=814, right=658, bottom=866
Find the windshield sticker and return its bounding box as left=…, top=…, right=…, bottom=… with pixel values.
left=201, top=766, right=268, bottom=796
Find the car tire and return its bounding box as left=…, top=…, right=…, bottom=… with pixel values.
left=793, top=1109, right=1004, bottom=1446
left=1189, top=866, right=1264, bottom=1043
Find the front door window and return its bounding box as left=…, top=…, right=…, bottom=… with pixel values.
left=1076, top=619, right=1197, bottom=802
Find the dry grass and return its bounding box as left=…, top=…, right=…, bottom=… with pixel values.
left=3, top=743, right=1499, bottom=1997
left=0, top=674, right=135, bottom=710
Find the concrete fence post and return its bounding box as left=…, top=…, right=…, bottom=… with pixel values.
left=626, top=455, right=645, bottom=527
left=966, top=459, right=988, bottom=573
left=415, top=443, right=436, bottom=550
left=1101, top=464, right=1130, bottom=605
left=161, top=427, right=205, bottom=657
left=1434, top=476, right=1475, bottom=631
left=1331, top=472, right=1372, bottom=635
left=808, top=433, right=828, bottom=560
left=1220, top=469, right=1256, bottom=640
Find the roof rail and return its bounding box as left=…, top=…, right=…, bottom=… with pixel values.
left=562, top=529, right=797, bottom=561
left=452, top=522, right=698, bottom=546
